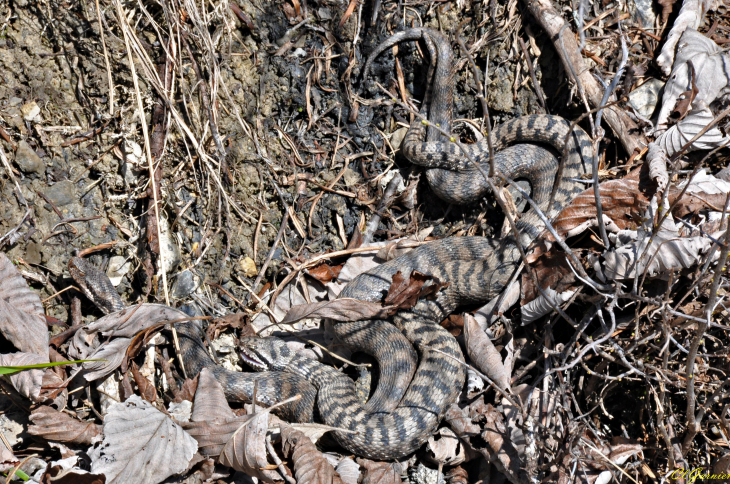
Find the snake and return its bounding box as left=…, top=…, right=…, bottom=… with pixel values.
left=69, top=27, right=593, bottom=461
left=237, top=28, right=594, bottom=460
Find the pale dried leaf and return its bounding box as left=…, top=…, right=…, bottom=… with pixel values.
left=191, top=368, right=235, bottom=422
left=426, top=427, right=466, bottom=466
left=69, top=304, right=191, bottom=360
left=521, top=288, right=577, bottom=324
left=657, top=7, right=725, bottom=76
left=0, top=253, right=49, bottom=358
left=41, top=463, right=106, bottom=484
left=89, top=395, right=198, bottom=484
left=656, top=104, right=730, bottom=156
left=464, top=315, right=510, bottom=390
left=356, top=458, right=402, bottom=484
left=597, top=221, right=714, bottom=280
left=678, top=168, right=730, bottom=195
left=647, top=143, right=669, bottom=193
left=28, top=406, right=102, bottom=445
left=0, top=352, right=46, bottom=401
left=281, top=423, right=344, bottom=484
left=288, top=423, right=338, bottom=444
left=281, top=299, right=395, bottom=326
left=219, top=411, right=280, bottom=483
left=183, top=416, right=251, bottom=459
left=326, top=241, right=393, bottom=298
left=335, top=457, right=360, bottom=484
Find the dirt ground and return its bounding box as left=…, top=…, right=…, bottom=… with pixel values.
left=1, top=0, right=730, bottom=482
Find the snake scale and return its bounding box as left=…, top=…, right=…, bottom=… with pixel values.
left=70, top=27, right=593, bottom=461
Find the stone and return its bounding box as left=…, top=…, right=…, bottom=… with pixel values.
left=239, top=257, right=257, bottom=277
left=24, top=241, right=42, bottom=265
left=43, top=180, right=76, bottom=206
left=14, top=140, right=45, bottom=175
left=20, top=101, right=40, bottom=122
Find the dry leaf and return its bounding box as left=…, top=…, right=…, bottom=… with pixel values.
left=28, top=406, right=102, bottom=445
left=41, top=459, right=106, bottom=484
left=218, top=411, right=281, bottom=483
left=280, top=298, right=396, bottom=325
left=656, top=103, right=730, bottom=156
left=463, top=315, right=510, bottom=390
left=647, top=143, right=669, bottom=193
left=549, top=178, right=651, bottom=241
left=335, top=457, right=360, bottom=484
left=130, top=361, right=157, bottom=403
left=445, top=403, right=526, bottom=484
left=426, top=427, right=466, bottom=466
left=657, top=0, right=679, bottom=22
left=669, top=60, right=698, bottom=122
left=307, top=263, right=343, bottom=283
left=521, top=246, right=576, bottom=306
left=280, top=423, right=344, bottom=484
left=206, top=312, right=254, bottom=342
left=69, top=304, right=192, bottom=381
left=521, top=288, right=577, bottom=324
left=191, top=368, right=236, bottom=422
left=356, top=458, right=402, bottom=484
left=596, top=218, right=715, bottom=280
left=657, top=5, right=723, bottom=76
left=557, top=431, right=642, bottom=484
left=0, top=352, right=46, bottom=401
left=184, top=416, right=251, bottom=459
left=0, top=253, right=49, bottom=358
left=384, top=270, right=445, bottom=310
left=89, top=395, right=198, bottom=484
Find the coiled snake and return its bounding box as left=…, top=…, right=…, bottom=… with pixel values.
left=71, top=28, right=593, bottom=461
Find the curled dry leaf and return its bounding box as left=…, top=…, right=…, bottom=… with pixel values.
left=521, top=245, right=576, bottom=308
left=89, top=395, right=198, bottom=484
left=206, top=312, right=254, bottom=342
left=28, top=406, right=102, bottom=445
left=384, top=270, right=446, bottom=310
left=647, top=143, right=669, bottom=193
left=335, top=457, right=360, bottom=484
left=0, top=253, right=49, bottom=358
left=463, top=314, right=510, bottom=390
left=356, top=458, right=402, bottom=484
left=130, top=361, right=157, bottom=403
left=218, top=411, right=281, bottom=483
left=655, top=103, right=730, bottom=156
left=41, top=459, right=106, bottom=484
left=426, top=427, right=466, bottom=466
left=280, top=298, right=396, bottom=326
left=191, top=368, right=235, bottom=422
left=69, top=304, right=192, bottom=381
left=521, top=287, right=577, bottom=325
left=656, top=5, right=724, bottom=76
left=307, top=262, right=343, bottom=283
left=280, top=423, right=344, bottom=484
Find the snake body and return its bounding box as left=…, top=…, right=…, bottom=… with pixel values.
left=239, top=28, right=593, bottom=460
left=69, top=27, right=593, bottom=461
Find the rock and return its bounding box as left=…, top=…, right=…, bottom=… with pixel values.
left=389, top=127, right=409, bottom=151
left=24, top=241, right=42, bottom=265
left=628, top=78, right=665, bottom=118
left=171, top=269, right=199, bottom=299
left=14, top=140, right=45, bottom=175
left=20, top=101, right=41, bottom=122
left=239, top=257, right=257, bottom=277
left=43, top=180, right=76, bottom=206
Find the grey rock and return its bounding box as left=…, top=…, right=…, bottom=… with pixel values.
left=24, top=241, right=42, bottom=265
left=171, top=270, right=198, bottom=299
left=43, top=180, right=77, bottom=206
left=14, top=140, right=45, bottom=175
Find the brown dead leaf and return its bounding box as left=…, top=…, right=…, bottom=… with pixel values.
left=441, top=314, right=464, bottom=337
left=206, top=312, right=254, bottom=342
left=549, top=178, right=651, bottom=241
left=464, top=315, right=510, bottom=391
left=281, top=298, right=397, bottom=325
left=384, top=270, right=447, bottom=310
left=28, top=406, right=102, bottom=445
left=356, top=458, right=401, bottom=484
left=175, top=375, right=199, bottom=403
left=670, top=61, right=699, bottom=121
left=426, top=427, right=466, bottom=466
left=131, top=361, right=157, bottom=403
left=41, top=367, right=68, bottom=409
left=219, top=411, right=280, bottom=483
left=307, top=263, right=343, bottom=284
left=191, top=368, right=236, bottom=422
left=40, top=463, right=106, bottom=484
left=669, top=188, right=729, bottom=218
left=184, top=416, right=251, bottom=459
left=521, top=245, right=576, bottom=306
left=280, top=423, right=344, bottom=484
left=0, top=352, right=46, bottom=401
left=444, top=466, right=469, bottom=484
left=657, top=0, right=678, bottom=22
left=0, top=253, right=49, bottom=358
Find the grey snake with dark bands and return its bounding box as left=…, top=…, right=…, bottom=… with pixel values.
left=71, top=27, right=593, bottom=461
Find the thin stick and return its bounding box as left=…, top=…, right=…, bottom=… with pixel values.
left=113, top=0, right=170, bottom=305
left=95, top=0, right=114, bottom=115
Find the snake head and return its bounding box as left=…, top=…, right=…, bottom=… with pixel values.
left=239, top=337, right=293, bottom=371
